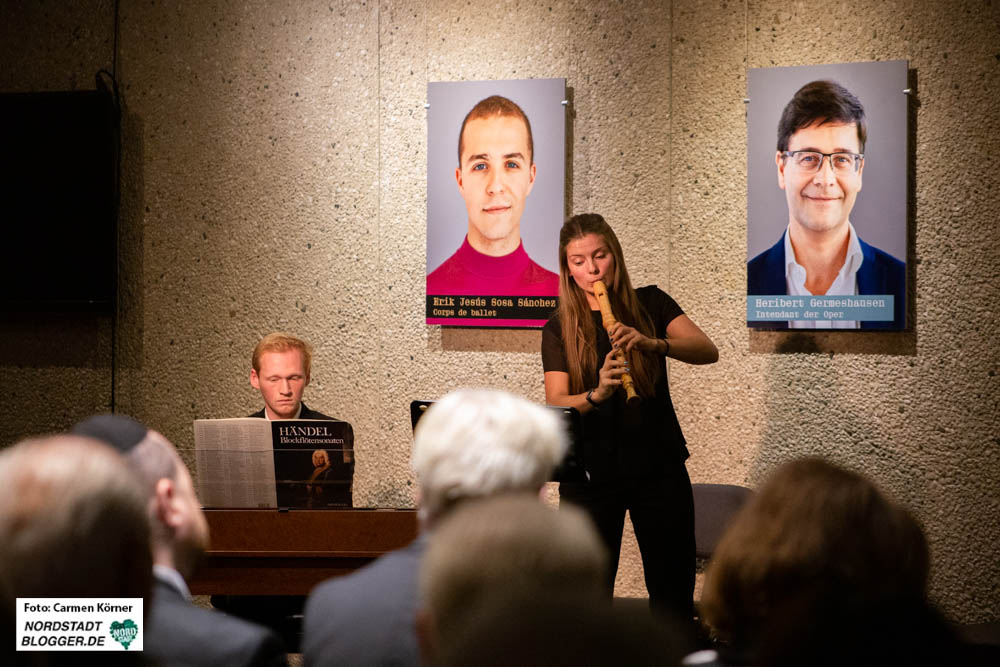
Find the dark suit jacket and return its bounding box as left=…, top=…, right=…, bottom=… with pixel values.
left=248, top=402, right=336, bottom=420
left=147, top=576, right=287, bottom=667
left=747, top=234, right=906, bottom=330
left=302, top=534, right=427, bottom=667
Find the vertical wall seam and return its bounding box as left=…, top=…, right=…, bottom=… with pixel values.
left=376, top=1, right=383, bottom=449
left=668, top=0, right=674, bottom=295
left=111, top=0, right=121, bottom=413
left=568, top=0, right=574, bottom=216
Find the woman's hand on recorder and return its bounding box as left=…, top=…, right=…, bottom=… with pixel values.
left=608, top=322, right=657, bottom=354
left=608, top=316, right=719, bottom=364
left=593, top=348, right=627, bottom=403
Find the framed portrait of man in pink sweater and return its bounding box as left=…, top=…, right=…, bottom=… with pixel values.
left=426, top=78, right=565, bottom=327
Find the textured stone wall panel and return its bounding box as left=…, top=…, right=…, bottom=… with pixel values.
left=117, top=1, right=381, bottom=468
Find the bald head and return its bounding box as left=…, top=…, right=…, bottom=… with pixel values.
left=0, top=435, right=152, bottom=601
left=74, top=414, right=180, bottom=495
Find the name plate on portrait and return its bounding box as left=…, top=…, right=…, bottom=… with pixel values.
left=747, top=294, right=895, bottom=323
left=425, top=294, right=557, bottom=325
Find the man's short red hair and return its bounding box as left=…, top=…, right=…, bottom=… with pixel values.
left=252, top=332, right=312, bottom=377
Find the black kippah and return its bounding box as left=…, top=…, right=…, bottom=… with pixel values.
left=72, top=414, right=148, bottom=454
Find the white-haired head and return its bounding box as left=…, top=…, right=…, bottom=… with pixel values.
left=411, top=389, right=567, bottom=525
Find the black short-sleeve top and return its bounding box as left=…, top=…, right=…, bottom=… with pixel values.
left=542, top=285, right=689, bottom=481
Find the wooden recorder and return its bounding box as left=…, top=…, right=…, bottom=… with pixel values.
left=592, top=280, right=640, bottom=405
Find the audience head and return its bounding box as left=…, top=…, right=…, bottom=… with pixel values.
left=701, top=456, right=936, bottom=665
left=417, top=494, right=608, bottom=663
left=435, top=592, right=688, bottom=667
left=0, top=435, right=152, bottom=602
left=73, top=414, right=210, bottom=580
left=410, top=388, right=567, bottom=524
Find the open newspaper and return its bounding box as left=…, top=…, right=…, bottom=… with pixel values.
left=194, top=417, right=354, bottom=509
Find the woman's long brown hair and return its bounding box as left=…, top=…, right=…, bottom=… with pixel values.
left=557, top=214, right=657, bottom=398
left=700, top=457, right=929, bottom=643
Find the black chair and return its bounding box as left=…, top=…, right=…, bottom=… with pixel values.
left=690, top=483, right=752, bottom=644
left=692, top=483, right=753, bottom=560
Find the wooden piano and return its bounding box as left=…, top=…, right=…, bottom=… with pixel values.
left=188, top=508, right=419, bottom=596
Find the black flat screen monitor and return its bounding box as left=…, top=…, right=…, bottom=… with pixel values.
left=0, top=89, right=117, bottom=312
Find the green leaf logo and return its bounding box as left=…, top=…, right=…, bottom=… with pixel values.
left=109, top=619, right=138, bottom=649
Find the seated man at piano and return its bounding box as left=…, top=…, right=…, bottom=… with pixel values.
left=250, top=331, right=353, bottom=506
left=217, top=332, right=354, bottom=649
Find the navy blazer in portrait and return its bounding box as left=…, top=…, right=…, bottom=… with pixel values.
left=747, top=234, right=905, bottom=330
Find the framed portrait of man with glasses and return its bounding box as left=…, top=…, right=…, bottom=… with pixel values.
left=746, top=61, right=909, bottom=330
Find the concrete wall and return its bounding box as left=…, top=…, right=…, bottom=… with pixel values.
left=1, top=0, right=996, bottom=623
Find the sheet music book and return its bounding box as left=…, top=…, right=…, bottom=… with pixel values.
left=194, top=418, right=354, bottom=509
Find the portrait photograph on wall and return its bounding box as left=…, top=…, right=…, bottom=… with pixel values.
left=426, top=77, right=566, bottom=328
left=746, top=60, right=908, bottom=331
